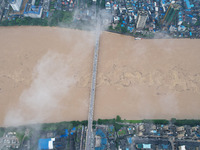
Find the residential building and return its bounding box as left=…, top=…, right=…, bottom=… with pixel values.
left=9, top=0, right=22, bottom=11
left=136, top=10, right=148, bottom=29
left=179, top=145, right=186, bottom=150
left=0, top=0, right=5, bottom=21
left=24, top=3, right=43, bottom=18
left=162, top=3, right=181, bottom=26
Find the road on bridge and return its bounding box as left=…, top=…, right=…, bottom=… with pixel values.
left=85, top=22, right=101, bottom=149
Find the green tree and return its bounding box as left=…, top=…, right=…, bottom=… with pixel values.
left=97, top=119, right=103, bottom=124
left=121, top=26, right=127, bottom=33
left=116, top=115, right=121, bottom=122
left=171, top=118, right=176, bottom=124
left=114, top=123, right=122, bottom=131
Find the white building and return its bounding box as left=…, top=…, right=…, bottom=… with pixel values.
left=179, top=145, right=186, bottom=150
left=136, top=11, right=148, bottom=29
left=9, top=0, right=22, bottom=11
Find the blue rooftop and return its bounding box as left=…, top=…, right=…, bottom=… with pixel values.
left=162, top=144, right=169, bottom=149
left=96, top=129, right=106, bottom=138
left=38, top=139, right=51, bottom=150
left=95, top=129, right=107, bottom=149
left=109, top=125, right=114, bottom=132
left=127, top=137, right=132, bottom=144
left=24, top=4, right=42, bottom=15
left=184, top=0, right=192, bottom=9
left=60, top=129, right=69, bottom=137
left=65, top=129, right=69, bottom=135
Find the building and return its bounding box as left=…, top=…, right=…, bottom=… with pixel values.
left=38, top=137, right=67, bottom=150
left=176, top=126, right=185, bottom=132
left=184, top=0, right=194, bottom=9
left=9, top=0, right=23, bottom=11
left=24, top=3, right=43, bottom=18
left=95, top=128, right=107, bottom=150
left=95, top=135, right=101, bottom=147
left=1, top=132, right=20, bottom=149
left=42, top=0, right=50, bottom=12
left=162, top=3, right=180, bottom=26
left=136, top=11, right=148, bottom=29
left=0, top=0, right=5, bottom=21
left=179, top=145, right=186, bottom=150
left=138, top=124, right=144, bottom=131
left=136, top=144, right=152, bottom=149
left=38, top=138, right=55, bottom=150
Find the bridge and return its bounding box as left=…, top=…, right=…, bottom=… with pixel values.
left=85, top=22, right=101, bottom=150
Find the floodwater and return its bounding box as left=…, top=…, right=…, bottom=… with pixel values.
left=0, top=27, right=94, bottom=126
left=0, top=27, right=200, bottom=126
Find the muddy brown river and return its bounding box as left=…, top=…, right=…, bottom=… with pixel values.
left=0, top=26, right=200, bottom=126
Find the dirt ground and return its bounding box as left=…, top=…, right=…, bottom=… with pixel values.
left=0, top=27, right=200, bottom=126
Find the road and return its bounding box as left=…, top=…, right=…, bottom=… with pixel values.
left=80, top=126, right=84, bottom=150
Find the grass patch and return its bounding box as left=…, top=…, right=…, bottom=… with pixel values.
left=0, top=128, right=5, bottom=137
left=117, top=129, right=126, bottom=136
